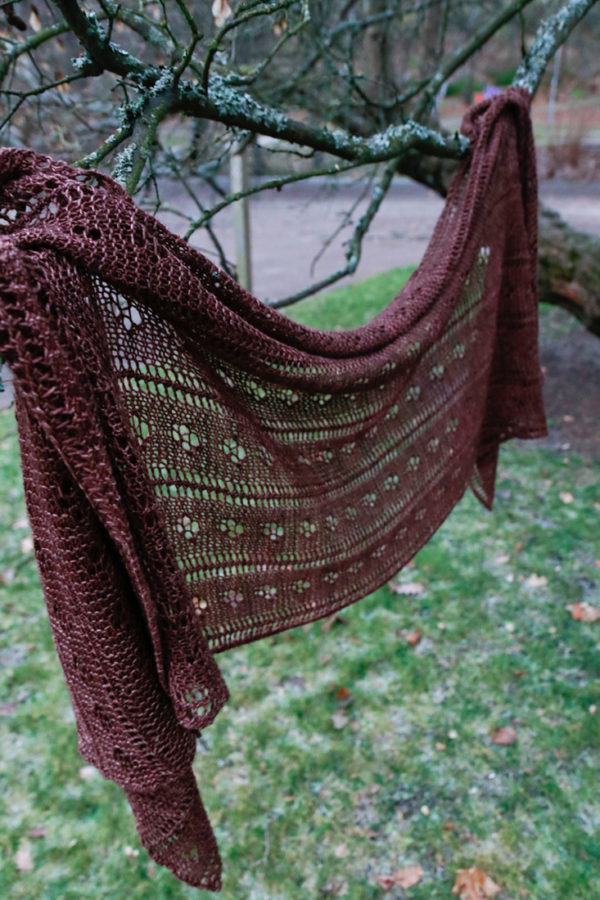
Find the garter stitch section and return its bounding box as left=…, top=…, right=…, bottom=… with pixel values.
left=0, top=87, right=546, bottom=890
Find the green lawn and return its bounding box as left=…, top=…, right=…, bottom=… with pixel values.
left=1, top=269, right=599, bottom=899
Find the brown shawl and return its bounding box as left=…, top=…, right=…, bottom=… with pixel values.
left=0, top=87, right=546, bottom=890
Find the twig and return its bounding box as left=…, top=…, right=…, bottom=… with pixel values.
left=415, top=0, right=537, bottom=118
left=201, top=0, right=297, bottom=92
left=269, top=158, right=396, bottom=308
left=184, top=160, right=368, bottom=238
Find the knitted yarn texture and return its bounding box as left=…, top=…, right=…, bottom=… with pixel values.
left=0, top=87, right=546, bottom=890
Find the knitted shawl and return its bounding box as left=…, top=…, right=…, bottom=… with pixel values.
left=0, top=87, right=546, bottom=890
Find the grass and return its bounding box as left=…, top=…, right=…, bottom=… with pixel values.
left=1, top=268, right=599, bottom=899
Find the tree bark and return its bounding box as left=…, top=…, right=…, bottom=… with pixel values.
left=538, top=206, right=600, bottom=336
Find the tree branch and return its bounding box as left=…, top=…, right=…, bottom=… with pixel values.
left=415, top=0, right=537, bottom=117
left=178, top=75, right=469, bottom=163
left=514, top=0, right=600, bottom=94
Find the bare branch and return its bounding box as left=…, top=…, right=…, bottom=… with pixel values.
left=53, top=0, right=155, bottom=80
left=201, top=0, right=298, bottom=92
left=179, top=75, right=469, bottom=163
left=0, top=21, right=69, bottom=85
left=514, top=0, right=600, bottom=94
left=184, top=159, right=369, bottom=238
left=224, top=6, right=311, bottom=87
left=269, top=158, right=397, bottom=308
left=414, top=0, right=537, bottom=117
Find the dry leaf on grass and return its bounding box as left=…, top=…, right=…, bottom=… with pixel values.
left=331, top=711, right=349, bottom=730
left=491, top=725, right=517, bottom=745
left=452, top=867, right=501, bottom=899
left=559, top=491, right=574, bottom=504
left=567, top=602, right=600, bottom=622
left=389, top=581, right=425, bottom=596
left=396, top=628, right=422, bottom=647
left=322, top=876, right=349, bottom=897
left=525, top=573, right=548, bottom=588
left=335, top=686, right=353, bottom=704
left=404, top=629, right=422, bottom=647
left=376, top=865, right=424, bottom=890
left=15, top=841, right=34, bottom=872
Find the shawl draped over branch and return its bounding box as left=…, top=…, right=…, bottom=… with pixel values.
left=0, top=88, right=546, bottom=890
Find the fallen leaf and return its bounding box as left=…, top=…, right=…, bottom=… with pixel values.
left=494, top=553, right=510, bottom=564
left=376, top=865, right=424, bottom=890
left=333, top=843, right=349, bottom=858
left=396, top=628, right=422, bottom=646
left=20, top=536, right=34, bottom=554
left=336, top=686, right=351, bottom=701
left=595, top=559, right=600, bottom=569
left=27, top=826, right=47, bottom=839
left=15, top=841, right=34, bottom=872
left=492, top=725, right=517, bottom=745
left=321, top=876, right=349, bottom=896
left=567, top=602, right=600, bottom=622
left=0, top=567, right=15, bottom=586
left=395, top=865, right=424, bottom=888
left=389, top=581, right=425, bottom=596
left=452, top=867, right=501, bottom=899
left=559, top=491, right=574, bottom=504
left=331, top=711, right=349, bottom=730
left=525, top=573, right=547, bottom=588
left=212, top=0, right=233, bottom=27
left=406, top=629, right=422, bottom=646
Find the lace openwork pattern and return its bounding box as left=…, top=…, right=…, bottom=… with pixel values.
left=0, top=87, right=546, bottom=890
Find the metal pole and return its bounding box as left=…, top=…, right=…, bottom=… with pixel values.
left=547, top=45, right=563, bottom=136
left=230, top=147, right=252, bottom=292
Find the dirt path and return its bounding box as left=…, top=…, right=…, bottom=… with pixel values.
left=160, top=178, right=600, bottom=461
